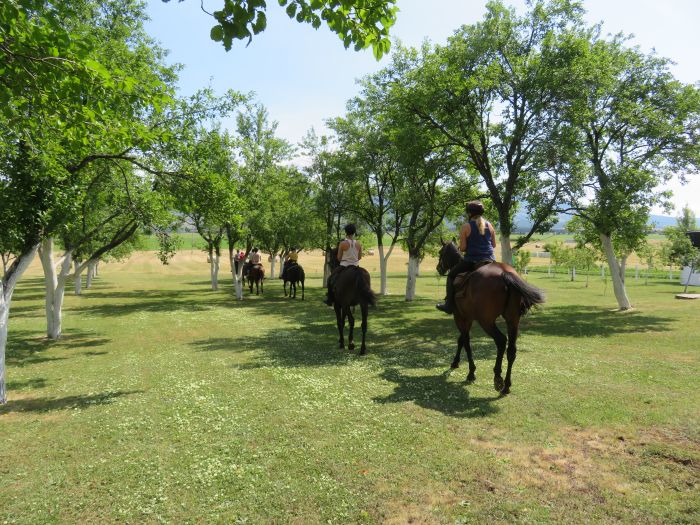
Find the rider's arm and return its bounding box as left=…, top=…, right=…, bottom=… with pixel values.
left=336, top=241, right=347, bottom=262
left=458, top=223, right=470, bottom=253
left=356, top=242, right=363, bottom=260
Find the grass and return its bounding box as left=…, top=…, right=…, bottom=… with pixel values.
left=1, top=251, right=699, bottom=524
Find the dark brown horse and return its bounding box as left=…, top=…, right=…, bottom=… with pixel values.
left=437, top=241, right=545, bottom=394
left=330, top=266, right=377, bottom=355
left=247, top=265, right=264, bottom=295
left=283, top=264, right=305, bottom=299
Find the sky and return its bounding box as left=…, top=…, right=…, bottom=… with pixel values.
left=145, top=0, right=700, bottom=217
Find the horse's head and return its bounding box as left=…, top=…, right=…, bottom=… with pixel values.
left=436, top=240, right=461, bottom=276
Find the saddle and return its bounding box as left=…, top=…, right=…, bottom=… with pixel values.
left=454, top=261, right=494, bottom=298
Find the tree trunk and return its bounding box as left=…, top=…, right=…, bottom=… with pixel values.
left=500, top=234, right=513, bottom=265
left=415, top=258, right=421, bottom=277
left=323, top=250, right=332, bottom=288
left=235, top=258, right=244, bottom=300
left=278, top=254, right=284, bottom=279
left=39, top=238, right=73, bottom=339
left=619, top=255, right=627, bottom=284
left=570, top=267, right=576, bottom=281
left=405, top=255, right=419, bottom=302
left=74, top=260, right=83, bottom=295
left=270, top=254, right=277, bottom=280
left=210, top=251, right=219, bottom=291
left=86, top=259, right=97, bottom=289
left=600, top=234, right=632, bottom=310
left=378, top=244, right=388, bottom=295
left=1, top=245, right=40, bottom=404
left=94, top=261, right=99, bottom=276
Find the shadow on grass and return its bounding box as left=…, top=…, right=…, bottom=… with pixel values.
left=6, top=377, right=48, bottom=390
left=0, top=390, right=143, bottom=414
left=6, top=330, right=111, bottom=367
left=524, top=304, right=674, bottom=337
left=66, top=288, right=219, bottom=316
left=373, top=368, right=500, bottom=418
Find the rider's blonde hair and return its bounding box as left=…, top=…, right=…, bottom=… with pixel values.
left=473, top=215, right=486, bottom=236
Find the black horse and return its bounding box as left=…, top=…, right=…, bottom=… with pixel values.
left=283, top=263, right=305, bottom=300
left=329, top=265, right=377, bottom=355
left=437, top=241, right=545, bottom=394
left=247, top=265, right=265, bottom=295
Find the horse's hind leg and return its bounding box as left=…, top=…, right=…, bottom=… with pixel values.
left=301, top=280, right=304, bottom=301
left=335, top=304, right=344, bottom=349
left=481, top=321, right=507, bottom=393
left=284, top=281, right=288, bottom=297
left=346, top=306, right=355, bottom=351
left=502, top=313, right=521, bottom=395
left=359, top=302, right=368, bottom=355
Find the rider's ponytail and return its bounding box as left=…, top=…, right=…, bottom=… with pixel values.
left=475, top=215, right=486, bottom=236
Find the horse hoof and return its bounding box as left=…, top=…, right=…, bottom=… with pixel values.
left=450, top=362, right=459, bottom=369
left=494, top=377, right=505, bottom=392
left=466, top=373, right=476, bottom=382
left=359, top=347, right=366, bottom=356
left=348, top=343, right=355, bottom=351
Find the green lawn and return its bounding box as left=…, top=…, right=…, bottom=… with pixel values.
left=2, top=260, right=699, bottom=524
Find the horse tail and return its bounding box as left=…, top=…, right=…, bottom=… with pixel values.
left=501, top=271, right=545, bottom=315
left=356, top=268, right=377, bottom=307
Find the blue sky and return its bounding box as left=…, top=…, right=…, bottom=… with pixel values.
left=145, top=0, right=700, bottom=216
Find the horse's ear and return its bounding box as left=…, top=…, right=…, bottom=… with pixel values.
left=452, top=237, right=457, bottom=245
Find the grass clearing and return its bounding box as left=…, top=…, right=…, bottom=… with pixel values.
left=2, top=250, right=699, bottom=524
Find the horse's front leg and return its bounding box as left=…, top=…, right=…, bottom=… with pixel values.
left=359, top=302, right=368, bottom=355
left=463, top=331, right=476, bottom=382
left=451, top=333, right=463, bottom=369
left=284, top=281, right=288, bottom=297
left=334, top=304, right=344, bottom=349
left=346, top=306, right=355, bottom=351
left=260, top=278, right=264, bottom=295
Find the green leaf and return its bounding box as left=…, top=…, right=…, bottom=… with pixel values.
left=210, top=25, right=224, bottom=42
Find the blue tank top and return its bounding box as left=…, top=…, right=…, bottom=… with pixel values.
left=464, top=220, right=495, bottom=262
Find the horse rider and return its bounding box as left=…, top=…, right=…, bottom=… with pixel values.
left=436, top=200, right=497, bottom=314
left=323, top=223, right=362, bottom=306
left=281, top=247, right=299, bottom=280
left=244, top=247, right=263, bottom=277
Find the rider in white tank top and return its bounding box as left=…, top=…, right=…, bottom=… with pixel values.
left=340, top=238, right=360, bottom=267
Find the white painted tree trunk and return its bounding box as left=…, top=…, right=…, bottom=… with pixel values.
left=86, top=259, right=97, bottom=289
left=278, top=254, right=284, bottom=278
left=94, top=261, right=99, bottom=276
left=0, top=245, right=39, bottom=404
left=600, top=234, right=632, bottom=310
left=669, top=265, right=673, bottom=280
left=570, top=267, right=576, bottom=281
left=73, top=260, right=83, bottom=295
left=231, top=255, right=244, bottom=300
left=210, top=252, right=220, bottom=291
left=405, top=255, right=419, bottom=302
left=415, top=259, right=421, bottom=277
left=270, top=255, right=277, bottom=280
left=500, top=234, right=513, bottom=265
left=378, top=245, right=388, bottom=295
left=39, top=238, right=73, bottom=339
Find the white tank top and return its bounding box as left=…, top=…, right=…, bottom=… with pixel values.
left=340, top=238, right=359, bottom=267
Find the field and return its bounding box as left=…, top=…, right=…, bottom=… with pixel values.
left=2, top=249, right=699, bottom=524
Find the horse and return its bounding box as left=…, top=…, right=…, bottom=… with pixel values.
left=282, top=263, right=305, bottom=300
left=330, top=265, right=377, bottom=355
left=436, top=241, right=545, bottom=394
left=247, top=265, right=265, bottom=295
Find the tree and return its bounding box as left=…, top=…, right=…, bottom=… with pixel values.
left=164, top=0, right=398, bottom=58
left=329, top=107, right=406, bottom=295
left=300, top=130, right=354, bottom=286
left=563, top=33, right=700, bottom=309
left=404, top=1, right=587, bottom=263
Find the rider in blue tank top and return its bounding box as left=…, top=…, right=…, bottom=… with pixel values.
left=437, top=201, right=497, bottom=314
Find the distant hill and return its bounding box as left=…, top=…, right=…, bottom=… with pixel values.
left=512, top=210, right=699, bottom=233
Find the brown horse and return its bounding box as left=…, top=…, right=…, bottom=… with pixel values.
left=283, top=263, right=305, bottom=300
left=330, top=266, right=377, bottom=355
left=437, top=241, right=545, bottom=394
left=247, top=265, right=264, bottom=295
